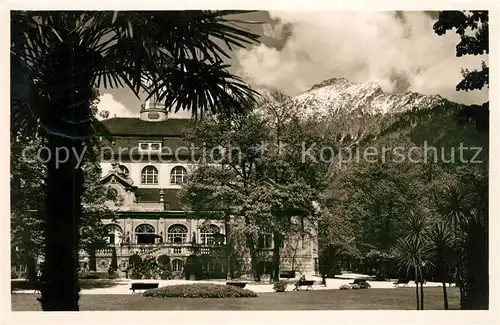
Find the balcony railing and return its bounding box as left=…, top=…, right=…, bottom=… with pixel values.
left=90, top=243, right=223, bottom=257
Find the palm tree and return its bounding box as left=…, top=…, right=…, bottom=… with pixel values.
left=436, top=180, right=488, bottom=310
left=393, top=236, right=430, bottom=310
left=435, top=186, right=470, bottom=229
left=406, top=211, right=431, bottom=309
left=393, top=211, right=431, bottom=310
left=426, top=221, right=455, bottom=310
left=11, top=10, right=260, bottom=311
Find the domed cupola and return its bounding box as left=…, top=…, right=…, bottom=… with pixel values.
left=139, top=98, right=168, bottom=122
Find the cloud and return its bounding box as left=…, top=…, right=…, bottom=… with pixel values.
left=97, top=93, right=138, bottom=119
left=236, top=11, right=488, bottom=105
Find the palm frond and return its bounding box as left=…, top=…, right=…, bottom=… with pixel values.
left=12, top=10, right=262, bottom=139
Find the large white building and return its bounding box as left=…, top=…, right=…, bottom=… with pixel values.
left=80, top=101, right=319, bottom=279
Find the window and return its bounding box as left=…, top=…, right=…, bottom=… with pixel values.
left=200, top=247, right=211, bottom=255
left=107, top=224, right=123, bottom=245
left=200, top=224, right=221, bottom=245
left=172, top=259, right=184, bottom=272
left=258, top=233, right=273, bottom=249
left=135, top=224, right=155, bottom=244
left=138, top=142, right=162, bottom=152
left=170, top=166, right=187, bottom=185
left=167, top=224, right=188, bottom=243
left=141, top=166, right=158, bottom=184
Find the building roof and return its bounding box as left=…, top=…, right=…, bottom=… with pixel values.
left=135, top=188, right=182, bottom=210
left=102, top=117, right=193, bottom=136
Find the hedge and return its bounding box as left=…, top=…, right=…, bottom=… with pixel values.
left=142, top=283, right=258, bottom=298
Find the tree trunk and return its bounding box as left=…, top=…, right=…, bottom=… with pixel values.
left=464, top=220, right=488, bottom=309
left=224, top=216, right=232, bottom=280
left=26, top=256, right=37, bottom=281
left=246, top=233, right=259, bottom=281
left=89, top=249, right=97, bottom=271
left=415, top=268, right=420, bottom=310
left=420, top=276, right=425, bottom=310
left=39, top=134, right=83, bottom=311
left=271, top=232, right=282, bottom=282
left=442, top=282, right=449, bottom=310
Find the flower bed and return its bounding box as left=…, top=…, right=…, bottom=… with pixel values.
left=143, top=283, right=258, bottom=298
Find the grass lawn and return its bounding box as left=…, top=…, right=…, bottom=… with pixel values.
left=12, top=287, right=460, bottom=311
left=11, top=279, right=120, bottom=291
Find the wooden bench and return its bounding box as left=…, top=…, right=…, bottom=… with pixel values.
left=393, top=279, right=409, bottom=287
left=293, top=280, right=315, bottom=291
left=280, top=270, right=296, bottom=279
left=226, top=282, right=247, bottom=288
left=129, top=282, right=159, bottom=293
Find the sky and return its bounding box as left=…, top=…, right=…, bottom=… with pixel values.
left=98, top=11, right=489, bottom=119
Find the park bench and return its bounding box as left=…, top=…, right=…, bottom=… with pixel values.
left=293, top=280, right=315, bottom=291
left=129, top=282, right=159, bottom=293
left=226, top=282, right=247, bottom=288
left=280, top=270, right=296, bottom=279
left=393, top=279, right=409, bottom=287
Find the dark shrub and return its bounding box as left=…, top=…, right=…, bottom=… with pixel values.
left=157, top=255, right=172, bottom=280
left=128, top=256, right=159, bottom=279
left=273, top=280, right=287, bottom=292
left=358, top=281, right=371, bottom=289
left=184, top=255, right=203, bottom=280
left=129, top=254, right=142, bottom=266
left=143, top=283, right=257, bottom=298
left=157, top=255, right=171, bottom=266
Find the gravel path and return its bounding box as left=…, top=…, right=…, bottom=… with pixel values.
left=14, top=273, right=452, bottom=295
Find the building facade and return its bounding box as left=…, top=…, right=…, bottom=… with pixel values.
left=79, top=102, right=319, bottom=279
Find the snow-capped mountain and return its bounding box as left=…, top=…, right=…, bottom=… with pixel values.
left=293, top=77, right=445, bottom=117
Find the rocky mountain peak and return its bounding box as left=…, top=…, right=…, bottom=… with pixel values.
left=293, top=78, right=444, bottom=118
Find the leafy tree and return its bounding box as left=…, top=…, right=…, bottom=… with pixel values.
left=180, top=111, right=269, bottom=280
left=10, top=140, right=45, bottom=280
left=11, top=10, right=260, bottom=310
left=433, top=11, right=489, bottom=309
left=433, top=11, right=488, bottom=92
left=80, top=155, right=117, bottom=271
left=11, top=91, right=115, bottom=277
left=181, top=92, right=330, bottom=281
left=250, top=91, right=330, bottom=281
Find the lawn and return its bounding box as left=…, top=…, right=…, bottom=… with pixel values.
left=11, top=279, right=120, bottom=291
left=12, top=287, right=460, bottom=311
